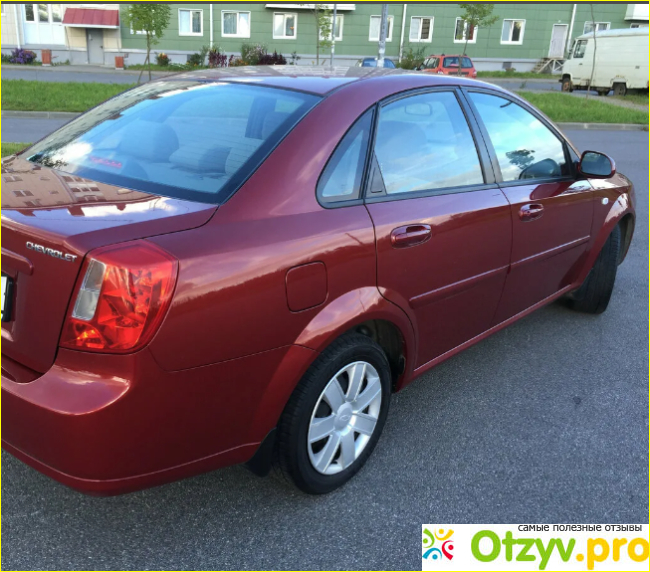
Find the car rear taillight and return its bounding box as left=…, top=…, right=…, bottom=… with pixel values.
left=61, top=241, right=178, bottom=354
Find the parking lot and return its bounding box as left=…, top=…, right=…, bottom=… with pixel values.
left=1, top=129, right=648, bottom=571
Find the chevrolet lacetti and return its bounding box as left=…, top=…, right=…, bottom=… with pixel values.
left=1, top=67, right=635, bottom=495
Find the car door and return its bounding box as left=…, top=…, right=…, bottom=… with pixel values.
left=464, top=89, right=594, bottom=324
left=364, top=89, right=512, bottom=369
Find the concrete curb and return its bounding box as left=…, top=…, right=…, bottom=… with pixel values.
left=2, top=110, right=80, bottom=119
left=557, top=122, right=649, bottom=131
left=2, top=111, right=647, bottom=131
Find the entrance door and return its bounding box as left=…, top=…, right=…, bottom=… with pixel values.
left=548, top=24, right=569, bottom=58
left=86, top=28, right=104, bottom=64
left=366, top=89, right=512, bottom=368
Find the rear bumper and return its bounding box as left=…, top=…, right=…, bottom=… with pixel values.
left=2, top=345, right=317, bottom=495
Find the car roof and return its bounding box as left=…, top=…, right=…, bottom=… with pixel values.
left=576, top=26, right=649, bottom=40
left=168, top=65, right=486, bottom=96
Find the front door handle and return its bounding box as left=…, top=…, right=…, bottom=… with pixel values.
left=391, top=224, right=432, bottom=248
left=519, top=203, right=544, bottom=222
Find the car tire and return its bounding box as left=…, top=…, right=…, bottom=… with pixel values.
left=613, top=83, right=627, bottom=96
left=274, top=333, right=392, bottom=494
left=568, top=225, right=621, bottom=315
left=561, top=77, right=573, bottom=92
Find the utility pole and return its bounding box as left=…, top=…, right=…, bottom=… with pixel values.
left=330, top=4, right=337, bottom=66
left=377, top=4, right=389, bottom=67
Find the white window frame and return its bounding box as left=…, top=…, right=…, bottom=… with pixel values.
left=583, top=21, right=610, bottom=34
left=320, top=13, right=344, bottom=41
left=409, top=16, right=434, bottom=43
left=221, top=10, right=251, bottom=39
left=369, top=14, right=394, bottom=42
left=178, top=8, right=203, bottom=37
left=501, top=19, right=526, bottom=45
left=454, top=17, right=477, bottom=43
left=23, top=4, right=63, bottom=24
left=273, top=12, right=298, bottom=39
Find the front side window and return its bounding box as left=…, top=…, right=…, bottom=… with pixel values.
left=469, top=92, right=568, bottom=182
left=583, top=21, right=610, bottom=34
left=274, top=13, right=297, bottom=39
left=318, top=110, right=373, bottom=204
left=369, top=15, right=393, bottom=42
left=222, top=11, right=250, bottom=38
left=573, top=39, right=588, bottom=59
left=24, top=82, right=320, bottom=204
left=179, top=9, right=202, bottom=36
left=501, top=19, right=525, bottom=44
left=454, top=18, right=477, bottom=43
left=410, top=17, right=433, bottom=42
left=374, top=91, right=484, bottom=195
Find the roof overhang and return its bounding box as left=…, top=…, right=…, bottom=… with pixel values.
left=625, top=3, right=649, bottom=21
left=62, top=8, right=120, bottom=29
left=265, top=4, right=356, bottom=11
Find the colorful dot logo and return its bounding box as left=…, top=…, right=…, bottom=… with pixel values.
left=423, top=528, right=455, bottom=562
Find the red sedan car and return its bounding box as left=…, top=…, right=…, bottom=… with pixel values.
left=419, top=54, right=478, bottom=78
left=1, top=67, right=635, bottom=496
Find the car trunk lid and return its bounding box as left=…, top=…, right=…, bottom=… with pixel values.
left=1, top=155, right=217, bottom=374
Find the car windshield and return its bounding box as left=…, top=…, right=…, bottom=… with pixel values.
left=24, top=81, right=321, bottom=204
left=443, top=57, right=473, bottom=68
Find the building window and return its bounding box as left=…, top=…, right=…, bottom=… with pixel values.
left=222, top=11, right=250, bottom=38
left=37, top=4, right=48, bottom=23
left=501, top=19, right=525, bottom=44
left=630, top=23, right=649, bottom=28
left=583, top=21, right=610, bottom=34
left=321, top=14, right=344, bottom=41
left=179, top=9, right=203, bottom=36
left=369, top=15, right=393, bottom=42
left=24, top=4, right=35, bottom=21
left=51, top=4, right=62, bottom=23
left=273, top=12, right=297, bottom=39
left=454, top=18, right=477, bottom=43
left=409, top=17, right=433, bottom=42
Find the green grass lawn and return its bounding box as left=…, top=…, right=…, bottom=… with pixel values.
left=613, top=93, right=649, bottom=106
left=1, top=143, right=30, bottom=157
left=1, top=80, right=134, bottom=113
left=477, top=71, right=558, bottom=80
left=518, top=91, right=649, bottom=124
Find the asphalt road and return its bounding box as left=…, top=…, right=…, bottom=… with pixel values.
left=1, top=117, right=71, bottom=144
left=1, top=130, right=648, bottom=571
left=1, top=67, right=164, bottom=85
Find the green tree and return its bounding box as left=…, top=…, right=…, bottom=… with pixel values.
left=304, top=4, right=333, bottom=65
left=123, top=4, right=171, bottom=83
left=456, top=3, right=499, bottom=73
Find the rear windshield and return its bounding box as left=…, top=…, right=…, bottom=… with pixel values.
left=443, top=56, right=473, bottom=69
left=25, top=81, right=321, bottom=204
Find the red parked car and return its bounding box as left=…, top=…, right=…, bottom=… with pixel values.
left=1, top=67, right=635, bottom=496
left=419, top=54, right=478, bottom=78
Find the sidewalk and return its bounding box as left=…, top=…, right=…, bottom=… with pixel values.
left=1, top=64, right=175, bottom=84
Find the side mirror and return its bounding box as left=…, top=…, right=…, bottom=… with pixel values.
left=578, top=150, right=616, bottom=178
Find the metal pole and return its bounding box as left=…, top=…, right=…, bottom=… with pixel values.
left=14, top=3, right=22, bottom=50
left=377, top=4, right=389, bottom=67
left=399, top=3, right=407, bottom=63
left=566, top=3, right=577, bottom=55
left=330, top=4, right=337, bottom=66
left=210, top=4, right=214, bottom=48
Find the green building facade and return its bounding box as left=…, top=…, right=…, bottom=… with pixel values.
left=119, top=3, right=649, bottom=71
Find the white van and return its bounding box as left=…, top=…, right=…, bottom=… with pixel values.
left=561, top=27, right=649, bottom=96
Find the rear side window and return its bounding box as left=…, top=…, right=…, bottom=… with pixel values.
left=318, top=109, right=373, bottom=204
left=443, top=56, right=473, bottom=68
left=25, top=81, right=320, bottom=204
left=468, top=92, right=569, bottom=182
left=374, top=91, right=484, bottom=195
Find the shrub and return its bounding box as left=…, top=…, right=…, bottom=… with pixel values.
left=259, top=51, right=287, bottom=66
left=397, top=46, right=426, bottom=70
left=187, top=52, right=204, bottom=67
left=241, top=43, right=267, bottom=66
left=8, top=48, right=38, bottom=65
left=156, top=52, right=170, bottom=67
left=208, top=48, right=235, bottom=68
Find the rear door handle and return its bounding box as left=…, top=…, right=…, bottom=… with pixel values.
left=519, top=204, right=544, bottom=222
left=391, top=224, right=432, bottom=248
